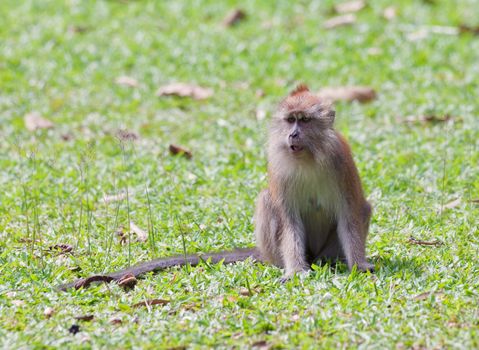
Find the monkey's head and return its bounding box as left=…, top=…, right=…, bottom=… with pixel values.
left=269, top=84, right=336, bottom=157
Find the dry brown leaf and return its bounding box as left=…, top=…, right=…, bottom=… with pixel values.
left=413, top=292, right=430, bottom=301
left=420, top=114, right=452, bottom=123
left=239, top=287, right=261, bottom=296
left=24, top=112, right=54, bottom=131
left=444, top=198, right=461, bottom=209
left=118, top=274, right=136, bottom=284
left=48, top=244, right=73, bottom=254
left=109, top=318, right=122, bottom=325
left=459, top=25, right=479, bottom=35
left=116, top=129, right=139, bottom=141
left=324, top=14, right=356, bottom=29
left=133, top=299, right=170, bottom=308
left=408, top=236, right=443, bottom=247
left=130, top=222, right=148, bottom=242
left=118, top=273, right=138, bottom=290
left=223, top=9, right=246, bottom=27
left=239, top=287, right=252, bottom=296
left=182, top=303, right=199, bottom=312
left=470, top=199, right=479, bottom=204
left=400, top=114, right=454, bottom=124
left=252, top=340, right=271, bottom=350
left=317, top=86, right=376, bottom=103
left=156, top=83, right=213, bottom=100
left=103, top=192, right=127, bottom=203
left=61, top=133, right=74, bottom=141
left=115, top=76, right=139, bottom=87
left=44, top=307, right=55, bottom=319
left=232, top=332, right=244, bottom=339
left=74, top=314, right=94, bottom=322
left=413, top=290, right=444, bottom=301
left=18, top=238, right=41, bottom=244
left=169, top=144, right=193, bottom=159
left=334, top=1, right=366, bottom=14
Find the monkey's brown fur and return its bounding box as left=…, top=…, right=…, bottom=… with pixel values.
left=58, top=85, right=372, bottom=290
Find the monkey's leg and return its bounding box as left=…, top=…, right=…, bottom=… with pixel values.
left=254, top=189, right=282, bottom=266
left=361, top=201, right=373, bottom=241
left=278, top=212, right=310, bottom=278
left=337, top=211, right=373, bottom=272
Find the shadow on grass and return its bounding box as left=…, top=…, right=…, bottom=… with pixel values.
left=312, top=254, right=424, bottom=278
left=374, top=254, right=424, bottom=278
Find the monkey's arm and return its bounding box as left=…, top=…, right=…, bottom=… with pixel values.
left=335, top=133, right=373, bottom=271
left=57, top=248, right=259, bottom=291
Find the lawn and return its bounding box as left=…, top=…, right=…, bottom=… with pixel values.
left=1, top=0, right=478, bottom=348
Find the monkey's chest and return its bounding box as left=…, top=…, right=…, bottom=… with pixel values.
left=293, top=176, right=340, bottom=215
left=294, top=177, right=339, bottom=253
left=301, top=198, right=336, bottom=234
left=284, top=166, right=340, bottom=234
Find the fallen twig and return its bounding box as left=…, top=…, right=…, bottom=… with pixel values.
left=133, top=299, right=170, bottom=308
left=408, top=236, right=443, bottom=247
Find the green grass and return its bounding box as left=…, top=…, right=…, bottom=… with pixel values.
left=1, top=0, right=479, bottom=348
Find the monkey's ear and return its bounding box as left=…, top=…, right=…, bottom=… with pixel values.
left=289, top=84, right=310, bottom=96
left=329, top=110, right=336, bottom=124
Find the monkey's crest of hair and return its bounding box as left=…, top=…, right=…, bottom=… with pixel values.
left=276, top=85, right=335, bottom=124
left=289, top=84, right=310, bottom=96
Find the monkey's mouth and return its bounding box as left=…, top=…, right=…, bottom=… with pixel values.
left=290, top=145, right=304, bottom=153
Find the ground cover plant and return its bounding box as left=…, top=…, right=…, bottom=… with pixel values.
left=1, top=0, right=478, bottom=348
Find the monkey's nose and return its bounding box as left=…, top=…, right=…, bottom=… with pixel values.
left=289, top=130, right=299, bottom=139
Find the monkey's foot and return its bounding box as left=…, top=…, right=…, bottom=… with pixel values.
left=279, top=269, right=311, bottom=283
left=356, top=262, right=375, bottom=273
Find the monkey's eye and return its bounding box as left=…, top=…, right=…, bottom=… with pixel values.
left=301, top=115, right=311, bottom=123
left=286, top=115, right=296, bottom=123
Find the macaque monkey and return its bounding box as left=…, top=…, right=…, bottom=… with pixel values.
left=254, top=84, right=373, bottom=279
left=58, top=85, right=372, bottom=291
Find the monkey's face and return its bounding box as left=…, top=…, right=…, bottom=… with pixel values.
left=283, top=111, right=312, bottom=154
left=270, top=86, right=335, bottom=156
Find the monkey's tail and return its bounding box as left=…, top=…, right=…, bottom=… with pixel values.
left=57, top=247, right=260, bottom=291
